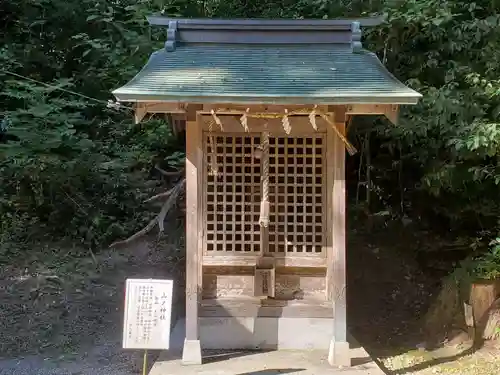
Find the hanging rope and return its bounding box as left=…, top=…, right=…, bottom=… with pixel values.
left=309, top=105, right=318, bottom=131
left=207, top=117, right=219, bottom=178
left=240, top=108, right=250, bottom=132
left=204, top=109, right=357, bottom=154
left=316, top=111, right=358, bottom=155
left=281, top=109, right=291, bottom=134
left=1, top=69, right=132, bottom=113
left=2, top=70, right=358, bottom=157
left=259, top=131, right=270, bottom=228
left=210, top=109, right=224, bottom=131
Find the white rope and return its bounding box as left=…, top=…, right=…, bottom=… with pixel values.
left=259, top=132, right=270, bottom=228
left=1, top=69, right=132, bottom=113
left=281, top=109, right=291, bottom=134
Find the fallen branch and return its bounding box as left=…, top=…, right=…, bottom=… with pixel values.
left=143, top=186, right=175, bottom=203
left=154, top=164, right=184, bottom=177
left=157, top=183, right=180, bottom=233
left=109, top=178, right=186, bottom=248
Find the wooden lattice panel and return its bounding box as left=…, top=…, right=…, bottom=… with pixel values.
left=204, top=134, right=262, bottom=253
left=268, top=135, right=325, bottom=255
left=203, top=133, right=326, bottom=257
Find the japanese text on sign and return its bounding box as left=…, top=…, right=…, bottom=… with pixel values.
left=122, top=279, right=173, bottom=350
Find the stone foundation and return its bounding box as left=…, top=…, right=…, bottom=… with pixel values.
left=171, top=317, right=334, bottom=351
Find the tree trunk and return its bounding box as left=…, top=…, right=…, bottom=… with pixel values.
left=470, top=279, right=500, bottom=340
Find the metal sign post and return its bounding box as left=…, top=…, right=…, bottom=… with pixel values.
left=123, top=279, right=174, bottom=375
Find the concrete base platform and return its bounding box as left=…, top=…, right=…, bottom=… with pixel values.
left=149, top=348, right=385, bottom=375
left=195, top=316, right=334, bottom=350
left=153, top=318, right=384, bottom=374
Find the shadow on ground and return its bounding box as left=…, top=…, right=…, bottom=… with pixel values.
left=235, top=370, right=305, bottom=375
left=2, top=209, right=489, bottom=375
left=347, top=220, right=433, bottom=353
left=346, top=215, right=486, bottom=374
left=203, top=350, right=269, bottom=364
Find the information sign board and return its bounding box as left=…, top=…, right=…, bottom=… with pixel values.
left=122, top=278, right=173, bottom=350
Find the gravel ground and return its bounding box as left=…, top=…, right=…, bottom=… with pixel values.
left=0, top=341, right=144, bottom=375
left=0, top=229, right=182, bottom=375
left=381, top=344, right=500, bottom=375
left=2, top=219, right=498, bottom=375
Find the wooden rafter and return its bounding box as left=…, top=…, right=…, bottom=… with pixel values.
left=133, top=102, right=400, bottom=126
left=344, top=104, right=400, bottom=125
left=199, top=108, right=358, bottom=155
left=134, top=103, right=148, bottom=124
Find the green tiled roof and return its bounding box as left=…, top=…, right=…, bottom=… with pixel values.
left=112, top=44, right=421, bottom=105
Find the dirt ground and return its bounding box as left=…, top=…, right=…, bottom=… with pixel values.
left=380, top=342, right=500, bottom=375
left=0, top=218, right=186, bottom=374
left=0, top=215, right=499, bottom=375
left=346, top=218, right=500, bottom=375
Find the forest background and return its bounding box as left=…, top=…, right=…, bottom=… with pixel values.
left=2, top=0, right=500, bottom=314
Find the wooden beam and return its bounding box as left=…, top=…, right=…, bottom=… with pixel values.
left=199, top=110, right=326, bottom=117
left=145, top=102, right=186, bottom=113
left=196, top=116, right=204, bottom=322
left=326, top=114, right=335, bottom=303
left=206, top=103, right=400, bottom=116
left=134, top=102, right=184, bottom=124
left=182, top=119, right=202, bottom=365
left=134, top=103, right=147, bottom=124
left=170, top=114, right=186, bottom=134
left=344, top=104, right=400, bottom=125
left=133, top=102, right=401, bottom=125
left=203, top=103, right=330, bottom=114
left=186, top=104, right=203, bottom=121
left=327, top=110, right=350, bottom=367
left=202, top=255, right=326, bottom=267
left=199, top=111, right=357, bottom=153
left=385, top=104, right=399, bottom=125
left=344, top=104, right=385, bottom=115
left=199, top=114, right=329, bottom=134
left=133, top=102, right=402, bottom=123
left=200, top=299, right=334, bottom=319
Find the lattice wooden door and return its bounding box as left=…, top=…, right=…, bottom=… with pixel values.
left=203, top=133, right=326, bottom=260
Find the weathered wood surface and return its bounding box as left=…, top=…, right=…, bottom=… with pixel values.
left=202, top=272, right=326, bottom=300
left=200, top=297, right=333, bottom=318
left=202, top=255, right=326, bottom=267
left=185, top=120, right=202, bottom=341
left=332, top=111, right=347, bottom=343
left=133, top=102, right=399, bottom=125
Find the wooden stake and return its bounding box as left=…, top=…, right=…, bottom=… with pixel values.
left=142, top=350, right=148, bottom=375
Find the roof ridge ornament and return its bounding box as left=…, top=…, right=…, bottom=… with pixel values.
left=149, top=17, right=381, bottom=47
left=165, top=20, right=178, bottom=52
left=351, top=21, right=362, bottom=52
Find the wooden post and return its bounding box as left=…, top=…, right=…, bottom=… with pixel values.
left=254, top=130, right=275, bottom=298
left=182, top=120, right=202, bottom=365
left=327, top=111, right=350, bottom=367
left=326, top=116, right=335, bottom=302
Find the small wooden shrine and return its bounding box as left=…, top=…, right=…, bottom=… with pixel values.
left=112, top=17, right=421, bottom=366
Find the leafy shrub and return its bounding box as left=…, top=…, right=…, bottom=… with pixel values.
left=0, top=0, right=178, bottom=249
left=0, top=78, right=179, bottom=247
left=2, top=0, right=500, bottom=277
left=472, top=238, right=500, bottom=280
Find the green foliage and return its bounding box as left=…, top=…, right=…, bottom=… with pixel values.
left=2, top=0, right=500, bottom=280
left=0, top=0, right=383, bottom=251
left=366, top=1, right=500, bottom=229
left=0, top=0, right=177, bottom=249
left=0, top=76, right=177, bottom=247
left=365, top=0, right=500, bottom=275
left=471, top=238, right=500, bottom=280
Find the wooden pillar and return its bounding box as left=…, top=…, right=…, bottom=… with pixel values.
left=182, top=120, right=202, bottom=365
left=327, top=110, right=350, bottom=366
